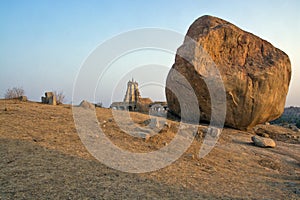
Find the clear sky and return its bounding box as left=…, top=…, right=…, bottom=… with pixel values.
left=0, top=0, right=299, bottom=106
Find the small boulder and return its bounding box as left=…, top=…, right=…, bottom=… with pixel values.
left=251, top=135, right=276, bottom=148
left=255, top=130, right=270, bottom=138
left=138, top=132, right=150, bottom=141
left=79, top=100, right=95, bottom=110
left=164, top=121, right=170, bottom=128
left=193, top=129, right=203, bottom=141
left=290, top=125, right=299, bottom=132
left=259, top=133, right=270, bottom=138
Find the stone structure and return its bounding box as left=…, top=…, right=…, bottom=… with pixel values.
left=111, top=79, right=169, bottom=114
left=165, top=15, right=291, bottom=130
left=19, top=96, right=27, bottom=102
left=111, top=79, right=142, bottom=111
left=111, top=79, right=154, bottom=112
left=41, top=92, right=57, bottom=105
left=123, top=79, right=140, bottom=103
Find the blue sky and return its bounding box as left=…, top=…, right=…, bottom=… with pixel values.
left=0, top=0, right=299, bottom=106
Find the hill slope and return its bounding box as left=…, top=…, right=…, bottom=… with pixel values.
left=0, top=100, right=299, bottom=199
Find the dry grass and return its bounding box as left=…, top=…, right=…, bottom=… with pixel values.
left=0, top=99, right=299, bottom=199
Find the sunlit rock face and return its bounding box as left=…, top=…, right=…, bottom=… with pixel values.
left=166, top=15, right=291, bottom=130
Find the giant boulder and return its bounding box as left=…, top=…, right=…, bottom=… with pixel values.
left=165, top=15, right=291, bottom=130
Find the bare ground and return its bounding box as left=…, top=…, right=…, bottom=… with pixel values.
left=0, top=99, right=299, bottom=199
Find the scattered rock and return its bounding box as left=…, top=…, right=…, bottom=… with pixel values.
left=294, top=188, right=300, bottom=195
left=256, top=131, right=270, bottom=138
left=273, top=123, right=300, bottom=132
left=199, top=127, right=208, bottom=134
left=193, top=129, right=203, bottom=141
left=108, top=118, right=113, bottom=122
left=186, top=153, right=195, bottom=160
left=207, top=127, right=221, bottom=138
left=165, top=15, right=291, bottom=130
left=143, top=119, right=151, bottom=125
left=79, top=100, right=95, bottom=110
left=253, top=124, right=298, bottom=143
left=290, top=125, right=299, bottom=132
left=137, top=132, right=150, bottom=141
left=164, top=121, right=170, bottom=128
left=251, top=135, right=276, bottom=148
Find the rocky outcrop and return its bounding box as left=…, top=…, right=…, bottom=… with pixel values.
left=254, top=124, right=300, bottom=143
left=79, top=100, right=95, bottom=110
left=165, top=15, right=291, bottom=130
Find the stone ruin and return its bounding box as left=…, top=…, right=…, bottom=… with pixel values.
left=41, top=92, right=57, bottom=105
left=111, top=79, right=168, bottom=114
left=19, top=96, right=27, bottom=102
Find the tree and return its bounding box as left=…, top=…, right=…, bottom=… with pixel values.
left=54, top=91, right=65, bottom=105
left=4, top=87, right=25, bottom=99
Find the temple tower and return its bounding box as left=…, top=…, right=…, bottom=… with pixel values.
left=123, top=78, right=141, bottom=103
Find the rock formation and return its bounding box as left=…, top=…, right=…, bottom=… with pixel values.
left=79, top=100, right=95, bottom=110
left=165, top=15, right=291, bottom=130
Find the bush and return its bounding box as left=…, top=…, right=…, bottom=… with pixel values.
left=96, top=102, right=103, bottom=108
left=54, top=91, right=65, bottom=105
left=4, top=87, right=25, bottom=99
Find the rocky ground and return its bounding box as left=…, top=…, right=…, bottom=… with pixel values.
left=0, top=99, right=299, bottom=199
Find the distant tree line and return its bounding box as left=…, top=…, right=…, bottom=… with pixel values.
left=271, top=106, right=300, bottom=128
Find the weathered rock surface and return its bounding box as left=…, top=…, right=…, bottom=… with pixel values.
left=165, top=15, right=291, bottom=130
left=251, top=135, right=276, bottom=148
